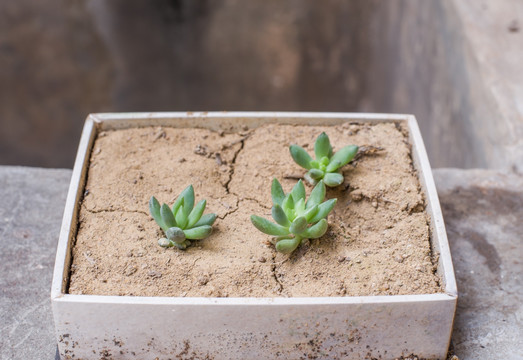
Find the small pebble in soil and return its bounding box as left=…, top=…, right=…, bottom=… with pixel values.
left=124, top=266, right=137, bottom=276
left=198, top=276, right=209, bottom=286
left=394, top=256, right=404, bottom=263
left=350, top=190, right=363, bottom=201
left=337, top=256, right=346, bottom=263
left=148, top=270, right=162, bottom=279
left=258, top=257, right=266, bottom=263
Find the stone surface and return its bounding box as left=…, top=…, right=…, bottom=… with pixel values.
left=1, top=166, right=522, bottom=359
left=367, top=0, right=523, bottom=171
left=435, top=168, right=523, bottom=359
left=0, top=166, right=70, bottom=360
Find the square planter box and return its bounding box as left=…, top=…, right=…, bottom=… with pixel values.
left=52, top=112, right=457, bottom=359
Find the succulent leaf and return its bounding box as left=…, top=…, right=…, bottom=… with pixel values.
left=194, top=213, right=217, bottom=227
left=329, top=145, right=358, bottom=168
left=290, top=145, right=313, bottom=170
left=314, top=132, right=332, bottom=159
left=325, top=160, right=342, bottom=173
left=187, top=199, right=206, bottom=228
left=282, top=193, right=294, bottom=211
left=303, top=204, right=319, bottom=222
left=158, top=238, right=173, bottom=248
left=160, top=203, right=177, bottom=229
left=291, top=180, right=306, bottom=203
left=184, top=225, right=213, bottom=240
left=306, top=181, right=326, bottom=209
left=298, top=219, right=328, bottom=239
left=271, top=178, right=285, bottom=206
left=149, top=196, right=166, bottom=231
left=323, top=172, right=344, bottom=187
left=251, top=215, right=290, bottom=236
left=166, top=227, right=186, bottom=244
left=174, top=240, right=190, bottom=250
left=272, top=204, right=291, bottom=227
left=289, top=216, right=307, bottom=234
left=308, top=168, right=324, bottom=181
left=180, top=185, right=195, bottom=216
left=275, top=237, right=301, bottom=254
left=294, top=198, right=306, bottom=216
left=175, top=202, right=188, bottom=229
left=309, top=199, right=337, bottom=223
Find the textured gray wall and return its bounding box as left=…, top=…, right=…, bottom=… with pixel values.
left=1, top=0, right=522, bottom=170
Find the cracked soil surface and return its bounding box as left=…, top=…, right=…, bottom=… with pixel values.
left=68, top=123, right=442, bottom=297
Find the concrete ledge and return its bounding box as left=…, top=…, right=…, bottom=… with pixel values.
left=0, top=166, right=71, bottom=360
left=0, top=166, right=521, bottom=359
left=435, top=168, right=523, bottom=359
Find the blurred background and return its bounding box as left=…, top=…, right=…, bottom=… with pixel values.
left=1, top=0, right=521, bottom=170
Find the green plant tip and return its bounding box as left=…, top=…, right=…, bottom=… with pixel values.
left=289, top=133, right=358, bottom=187
left=250, top=179, right=336, bottom=254
left=149, top=185, right=216, bottom=250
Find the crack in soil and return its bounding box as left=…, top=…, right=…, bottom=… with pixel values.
left=271, top=252, right=284, bottom=294
left=223, top=135, right=249, bottom=194
left=216, top=197, right=240, bottom=220
left=234, top=196, right=271, bottom=210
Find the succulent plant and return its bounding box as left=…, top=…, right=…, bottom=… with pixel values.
left=149, top=185, right=216, bottom=249
left=290, top=132, right=358, bottom=187
left=250, top=179, right=336, bottom=254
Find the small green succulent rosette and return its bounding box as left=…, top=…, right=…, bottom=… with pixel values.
left=250, top=179, right=337, bottom=254
left=290, top=132, right=358, bottom=187
left=149, top=185, right=216, bottom=250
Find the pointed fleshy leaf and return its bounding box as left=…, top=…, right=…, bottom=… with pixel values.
left=324, top=172, right=344, bottom=187
left=272, top=205, right=291, bottom=227
left=180, top=185, right=195, bottom=215
left=314, top=132, right=332, bottom=159
left=194, top=213, right=216, bottom=227
left=308, top=168, right=324, bottom=181
left=175, top=200, right=188, bottom=229
left=289, top=216, right=308, bottom=234
left=309, top=199, right=337, bottom=223
left=251, top=215, right=290, bottom=236
left=289, top=145, right=313, bottom=170
left=303, top=204, right=319, bottom=222
left=291, top=180, right=306, bottom=203
left=306, top=180, right=326, bottom=209
left=298, top=219, right=328, bottom=239
left=329, top=145, right=358, bottom=169
left=271, top=178, right=285, bottom=206
left=282, top=193, right=294, bottom=211
left=171, top=188, right=185, bottom=213
left=160, top=204, right=177, bottom=229
left=149, top=196, right=167, bottom=230
left=326, top=160, right=342, bottom=172
left=184, top=225, right=212, bottom=240
left=282, top=193, right=295, bottom=220
left=275, top=237, right=301, bottom=254
left=187, top=199, right=206, bottom=228
left=166, top=227, right=186, bottom=244
left=294, top=198, right=305, bottom=216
